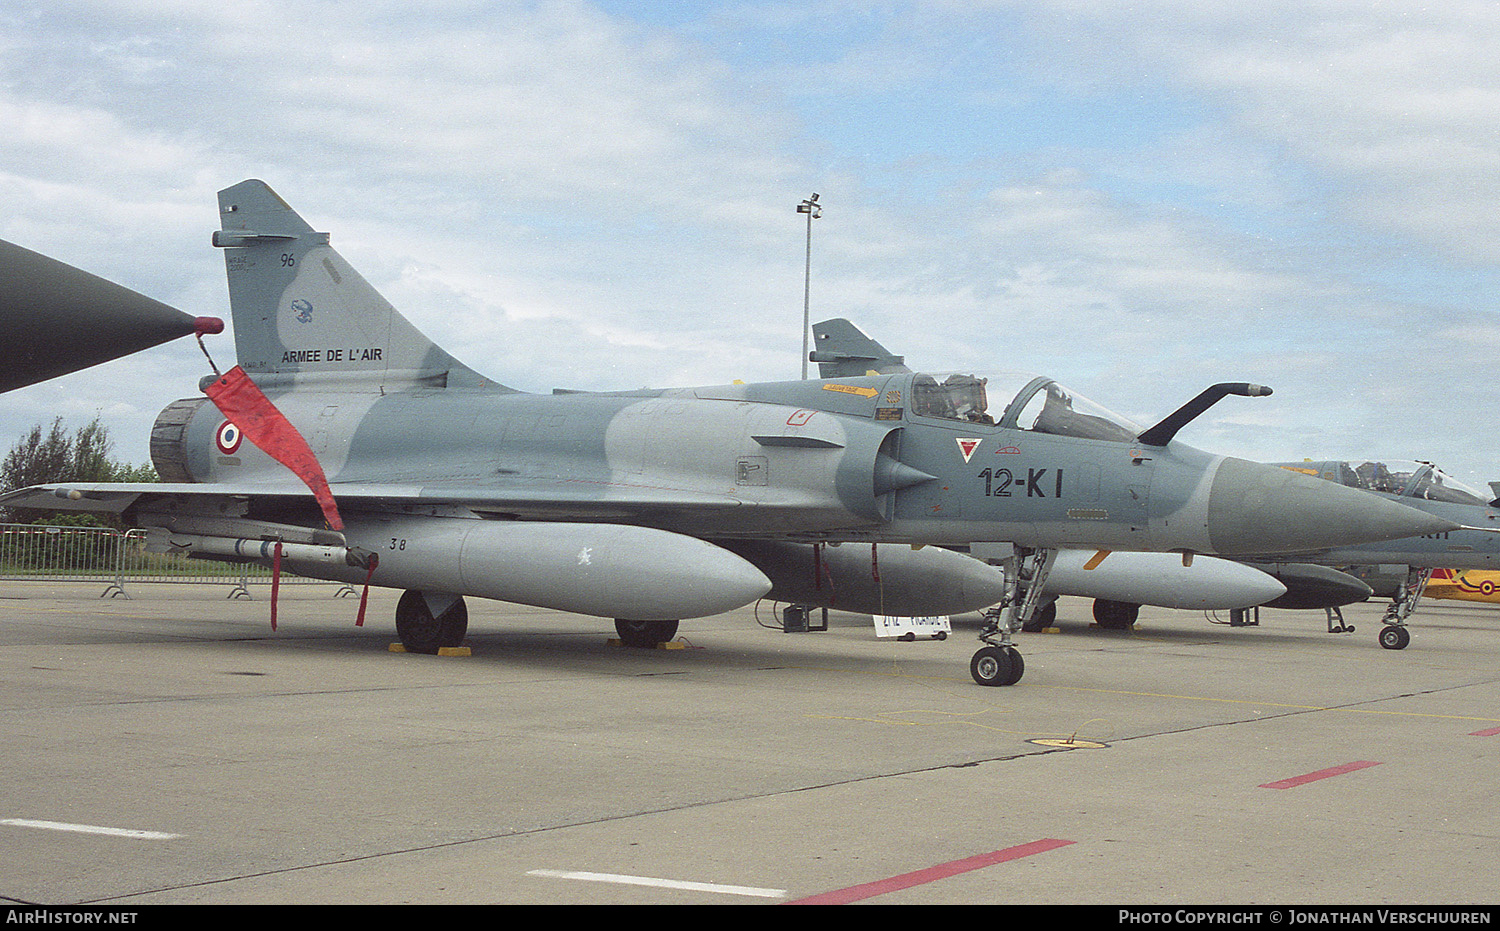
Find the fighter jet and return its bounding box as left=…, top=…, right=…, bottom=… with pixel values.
left=0, top=239, right=221, bottom=393
left=1256, top=459, right=1500, bottom=649
left=0, top=181, right=1455, bottom=688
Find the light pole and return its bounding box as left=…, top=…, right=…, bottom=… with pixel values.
left=797, top=193, right=821, bottom=379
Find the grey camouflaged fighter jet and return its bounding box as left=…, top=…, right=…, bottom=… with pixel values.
left=1254, top=459, right=1500, bottom=650
left=0, top=181, right=1458, bottom=687
left=810, top=318, right=1299, bottom=628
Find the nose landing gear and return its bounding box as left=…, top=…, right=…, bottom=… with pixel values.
left=1377, top=566, right=1431, bottom=651
left=969, top=547, right=1054, bottom=686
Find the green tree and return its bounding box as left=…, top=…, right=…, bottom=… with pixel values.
left=1, top=418, right=74, bottom=494
left=110, top=461, right=161, bottom=484
left=0, top=417, right=157, bottom=525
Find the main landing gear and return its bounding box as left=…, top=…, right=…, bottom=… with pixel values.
left=1091, top=599, right=1140, bottom=630
left=395, top=590, right=469, bottom=654
left=1019, top=598, right=1058, bottom=633
left=614, top=619, right=679, bottom=648
left=393, top=596, right=681, bottom=653
left=970, top=547, right=1055, bottom=687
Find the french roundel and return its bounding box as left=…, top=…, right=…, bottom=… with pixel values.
left=215, top=420, right=243, bottom=455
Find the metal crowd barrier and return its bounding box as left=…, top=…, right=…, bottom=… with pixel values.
left=0, top=523, right=333, bottom=599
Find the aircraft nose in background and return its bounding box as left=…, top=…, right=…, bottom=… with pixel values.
left=1204, top=457, right=1459, bottom=556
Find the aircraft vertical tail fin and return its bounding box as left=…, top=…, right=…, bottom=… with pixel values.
left=808, top=318, right=910, bottom=377
left=213, top=180, right=506, bottom=391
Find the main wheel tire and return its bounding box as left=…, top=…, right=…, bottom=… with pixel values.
left=395, top=591, right=469, bottom=654
left=1093, top=599, right=1140, bottom=630
left=614, top=618, right=679, bottom=648
left=1021, top=599, right=1058, bottom=633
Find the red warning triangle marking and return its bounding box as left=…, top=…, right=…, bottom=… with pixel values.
left=956, top=438, right=982, bottom=462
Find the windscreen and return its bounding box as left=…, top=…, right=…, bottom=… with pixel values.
left=1007, top=380, right=1142, bottom=443
left=908, top=372, right=1142, bottom=443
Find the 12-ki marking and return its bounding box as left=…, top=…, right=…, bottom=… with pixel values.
left=978, top=467, right=1063, bottom=498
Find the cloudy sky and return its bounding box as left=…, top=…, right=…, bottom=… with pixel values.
left=3, top=1, right=1499, bottom=492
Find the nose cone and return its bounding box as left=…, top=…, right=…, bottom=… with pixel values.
left=1206, top=457, right=1459, bottom=556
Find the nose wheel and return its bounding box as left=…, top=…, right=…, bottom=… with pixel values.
left=970, top=645, right=1025, bottom=686
left=1378, top=624, right=1411, bottom=650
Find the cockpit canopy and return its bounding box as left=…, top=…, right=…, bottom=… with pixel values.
left=1316, top=459, right=1491, bottom=507
left=908, top=372, right=1142, bottom=444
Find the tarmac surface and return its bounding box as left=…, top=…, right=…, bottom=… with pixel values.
left=0, top=580, right=1497, bottom=906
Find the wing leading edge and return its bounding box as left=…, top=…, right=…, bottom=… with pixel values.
left=0, top=481, right=746, bottom=522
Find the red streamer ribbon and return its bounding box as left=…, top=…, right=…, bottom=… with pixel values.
left=355, top=554, right=378, bottom=627
left=204, top=365, right=344, bottom=531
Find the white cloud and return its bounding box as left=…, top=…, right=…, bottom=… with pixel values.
left=1004, top=1, right=1500, bottom=264
left=2, top=0, right=1500, bottom=490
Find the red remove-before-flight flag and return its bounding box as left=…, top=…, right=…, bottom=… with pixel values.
left=204, top=365, right=345, bottom=531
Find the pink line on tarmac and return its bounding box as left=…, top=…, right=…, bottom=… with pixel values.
left=1259, top=760, right=1382, bottom=789
left=786, top=838, right=1074, bottom=905
left=1469, top=726, right=1500, bottom=737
